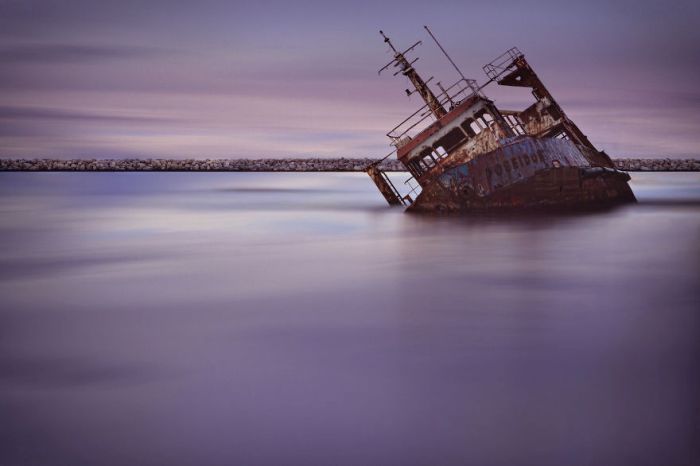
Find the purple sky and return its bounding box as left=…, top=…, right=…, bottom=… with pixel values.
left=1, top=0, right=699, bottom=159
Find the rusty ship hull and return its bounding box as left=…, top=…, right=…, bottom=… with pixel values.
left=368, top=31, right=636, bottom=212
left=409, top=136, right=636, bottom=212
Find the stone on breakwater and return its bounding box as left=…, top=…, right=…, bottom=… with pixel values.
left=613, top=158, right=700, bottom=172
left=0, top=158, right=403, bottom=172
left=0, top=157, right=698, bottom=172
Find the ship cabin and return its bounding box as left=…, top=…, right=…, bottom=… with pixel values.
left=396, top=94, right=523, bottom=186
left=366, top=31, right=616, bottom=208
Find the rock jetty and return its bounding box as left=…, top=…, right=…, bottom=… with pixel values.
left=0, top=157, right=698, bottom=172
left=612, top=158, right=700, bottom=172
left=0, top=158, right=400, bottom=172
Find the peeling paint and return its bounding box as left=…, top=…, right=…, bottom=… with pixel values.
left=367, top=35, right=636, bottom=211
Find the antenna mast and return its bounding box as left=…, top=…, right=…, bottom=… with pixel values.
left=378, top=30, right=446, bottom=119
left=424, top=25, right=466, bottom=81
left=424, top=25, right=479, bottom=95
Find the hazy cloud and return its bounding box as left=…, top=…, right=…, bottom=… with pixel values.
left=0, top=43, right=172, bottom=64
left=0, top=105, right=174, bottom=124
left=0, top=0, right=698, bottom=158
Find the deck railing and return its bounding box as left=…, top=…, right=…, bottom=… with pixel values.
left=386, top=78, right=481, bottom=145
left=482, top=47, right=523, bottom=81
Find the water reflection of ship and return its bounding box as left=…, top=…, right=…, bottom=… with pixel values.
left=367, top=27, right=636, bottom=212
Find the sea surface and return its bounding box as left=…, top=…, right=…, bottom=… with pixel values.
left=1, top=172, right=699, bottom=466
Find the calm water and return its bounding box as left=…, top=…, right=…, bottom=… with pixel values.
left=1, top=172, right=699, bottom=466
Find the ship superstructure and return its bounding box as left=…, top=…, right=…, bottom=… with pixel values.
left=366, top=28, right=636, bottom=211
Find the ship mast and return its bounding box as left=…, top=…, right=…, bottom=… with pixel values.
left=379, top=31, right=447, bottom=119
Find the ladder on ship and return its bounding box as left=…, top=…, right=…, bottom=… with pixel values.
left=366, top=163, right=411, bottom=206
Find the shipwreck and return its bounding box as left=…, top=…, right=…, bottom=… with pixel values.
left=367, top=28, right=636, bottom=211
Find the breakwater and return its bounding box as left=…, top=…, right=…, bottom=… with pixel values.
left=1, top=157, right=698, bottom=172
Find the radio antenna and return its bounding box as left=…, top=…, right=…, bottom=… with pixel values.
left=378, top=30, right=446, bottom=119
left=423, top=25, right=467, bottom=82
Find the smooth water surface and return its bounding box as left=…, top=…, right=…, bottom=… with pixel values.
left=1, top=172, right=699, bottom=465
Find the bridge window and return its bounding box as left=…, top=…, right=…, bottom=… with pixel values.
left=460, top=119, right=476, bottom=137
left=434, top=127, right=467, bottom=153
left=480, top=112, right=494, bottom=126
left=433, top=146, right=448, bottom=159
left=474, top=111, right=494, bottom=131
left=418, top=148, right=432, bottom=160
left=504, top=113, right=526, bottom=135
left=421, top=153, right=437, bottom=169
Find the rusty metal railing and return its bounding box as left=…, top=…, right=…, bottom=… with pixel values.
left=386, top=78, right=480, bottom=144
left=483, top=47, right=522, bottom=81
left=386, top=48, right=525, bottom=148
left=379, top=169, right=407, bottom=206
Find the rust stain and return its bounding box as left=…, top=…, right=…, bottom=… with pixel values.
left=367, top=33, right=635, bottom=211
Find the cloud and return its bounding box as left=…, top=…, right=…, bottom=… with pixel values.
left=0, top=43, right=172, bottom=64
left=0, top=105, right=174, bottom=124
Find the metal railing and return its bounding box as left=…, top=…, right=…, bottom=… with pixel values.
left=379, top=169, right=408, bottom=206
left=386, top=78, right=481, bottom=144
left=384, top=48, right=525, bottom=148
left=483, top=47, right=522, bottom=81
